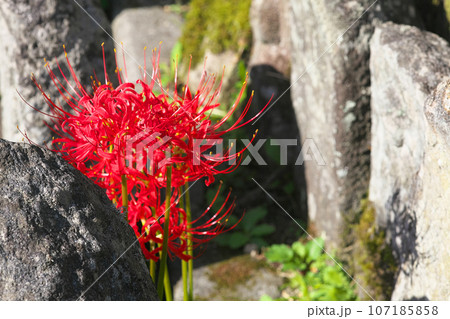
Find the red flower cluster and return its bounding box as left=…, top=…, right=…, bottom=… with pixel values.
left=29, top=45, right=265, bottom=261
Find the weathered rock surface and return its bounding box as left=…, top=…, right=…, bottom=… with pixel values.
left=0, top=0, right=114, bottom=145
left=173, top=255, right=282, bottom=301
left=289, top=0, right=420, bottom=244
left=111, top=6, right=183, bottom=83
left=390, top=80, right=450, bottom=301
left=249, top=0, right=291, bottom=77
left=0, top=139, right=157, bottom=300
left=370, top=23, right=450, bottom=301
left=369, top=22, right=450, bottom=228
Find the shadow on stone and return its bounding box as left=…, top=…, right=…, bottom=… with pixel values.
left=405, top=296, right=430, bottom=301
left=387, top=189, right=419, bottom=276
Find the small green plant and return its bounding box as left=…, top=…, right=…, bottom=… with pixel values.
left=214, top=206, right=275, bottom=250
left=262, top=239, right=358, bottom=301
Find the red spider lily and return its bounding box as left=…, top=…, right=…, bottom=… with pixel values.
left=134, top=185, right=240, bottom=262
left=28, top=44, right=267, bottom=261
left=29, top=45, right=267, bottom=188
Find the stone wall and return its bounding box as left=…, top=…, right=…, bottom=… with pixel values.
left=249, top=0, right=291, bottom=77
left=370, top=23, right=450, bottom=300
left=0, top=0, right=113, bottom=145
left=369, top=22, right=450, bottom=229
left=288, top=1, right=449, bottom=299
left=111, top=6, right=183, bottom=83
left=288, top=0, right=419, bottom=244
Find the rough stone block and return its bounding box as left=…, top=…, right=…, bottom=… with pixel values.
left=0, top=139, right=158, bottom=300
left=289, top=0, right=418, bottom=243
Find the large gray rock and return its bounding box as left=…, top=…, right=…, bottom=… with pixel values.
left=289, top=0, right=419, bottom=244
left=249, top=0, right=291, bottom=77
left=369, top=23, right=450, bottom=228
left=391, top=80, right=450, bottom=301
left=0, top=139, right=158, bottom=300
left=370, top=23, right=450, bottom=301
left=0, top=0, right=114, bottom=145
left=111, top=6, right=183, bottom=83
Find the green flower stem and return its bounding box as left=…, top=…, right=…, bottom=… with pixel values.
left=181, top=260, right=188, bottom=300
left=149, top=246, right=156, bottom=283
left=164, top=265, right=173, bottom=301
left=179, top=189, right=188, bottom=301
left=185, top=184, right=193, bottom=301
left=149, top=206, right=157, bottom=283
left=121, top=175, right=128, bottom=220
left=157, top=165, right=172, bottom=300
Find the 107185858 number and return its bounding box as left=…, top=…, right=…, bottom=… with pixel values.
left=368, top=305, right=438, bottom=316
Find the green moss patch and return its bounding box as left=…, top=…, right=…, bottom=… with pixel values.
left=208, top=255, right=268, bottom=288
left=180, top=0, right=252, bottom=65
left=341, top=195, right=398, bottom=300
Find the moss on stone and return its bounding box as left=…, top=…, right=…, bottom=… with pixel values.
left=180, top=0, right=252, bottom=66
left=341, top=194, right=398, bottom=300
left=208, top=255, right=268, bottom=288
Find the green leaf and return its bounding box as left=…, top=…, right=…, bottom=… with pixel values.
left=265, top=244, right=294, bottom=263
left=242, top=206, right=267, bottom=232
left=228, top=232, right=251, bottom=249
left=323, top=267, right=347, bottom=287
left=292, top=241, right=307, bottom=259
left=310, top=287, right=329, bottom=301
left=237, top=60, right=247, bottom=81
left=306, top=238, right=324, bottom=262
left=298, top=262, right=308, bottom=271
left=213, top=233, right=233, bottom=246
left=260, top=294, right=273, bottom=301
left=288, top=274, right=306, bottom=289
left=282, top=261, right=299, bottom=271
left=268, top=238, right=359, bottom=301
left=290, top=274, right=310, bottom=300
left=250, top=224, right=275, bottom=237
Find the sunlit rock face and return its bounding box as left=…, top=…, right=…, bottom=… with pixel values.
left=289, top=0, right=419, bottom=245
